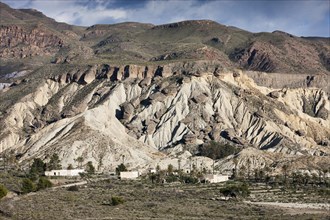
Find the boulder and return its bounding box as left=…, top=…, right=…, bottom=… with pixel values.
left=139, top=77, right=152, bottom=87
left=233, top=70, right=241, bottom=77
left=192, top=94, right=208, bottom=104
left=183, top=133, right=197, bottom=144
left=296, top=129, right=306, bottom=137
left=269, top=91, right=280, bottom=99
left=122, top=103, right=134, bottom=120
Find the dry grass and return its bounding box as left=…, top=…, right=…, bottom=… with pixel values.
left=0, top=178, right=329, bottom=220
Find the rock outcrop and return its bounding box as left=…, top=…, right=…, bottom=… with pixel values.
left=0, top=65, right=329, bottom=172
left=0, top=25, right=63, bottom=59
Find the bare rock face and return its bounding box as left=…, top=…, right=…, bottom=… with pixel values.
left=0, top=25, right=63, bottom=59
left=0, top=68, right=330, bottom=173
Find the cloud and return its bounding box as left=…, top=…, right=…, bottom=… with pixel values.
left=3, top=0, right=329, bottom=36
left=3, top=0, right=128, bottom=26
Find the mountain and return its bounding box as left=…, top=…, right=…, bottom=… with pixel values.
left=0, top=2, right=329, bottom=173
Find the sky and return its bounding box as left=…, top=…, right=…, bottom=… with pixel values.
left=3, top=0, right=330, bottom=37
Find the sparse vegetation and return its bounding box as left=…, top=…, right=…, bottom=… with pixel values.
left=21, top=178, right=36, bottom=194
left=67, top=185, right=79, bottom=192
left=111, top=196, right=125, bottom=206
left=199, top=141, right=239, bottom=160
left=0, top=184, right=8, bottom=199
left=220, top=182, right=250, bottom=198
left=1, top=176, right=328, bottom=219
left=37, top=177, right=53, bottom=190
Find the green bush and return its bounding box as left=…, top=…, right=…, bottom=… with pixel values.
left=199, top=141, right=239, bottom=160
left=21, top=178, right=36, bottom=194
left=220, top=182, right=250, bottom=198
left=111, top=196, right=125, bottom=206
left=181, top=175, right=199, bottom=184
left=37, top=177, right=53, bottom=190
left=67, top=185, right=79, bottom=192
left=0, top=184, right=8, bottom=199
left=165, top=174, right=178, bottom=183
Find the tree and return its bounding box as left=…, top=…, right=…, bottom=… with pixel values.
left=47, top=153, right=62, bottom=171
left=0, top=184, right=8, bottom=199
left=67, top=164, right=73, bottom=170
left=322, top=168, right=329, bottom=184
left=282, top=164, right=289, bottom=185
left=29, top=158, right=46, bottom=180
left=76, top=156, right=84, bottom=168
left=246, top=159, right=251, bottom=180
left=115, top=163, right=127, bottom=175
left=239, top=165, right=246, bottom=180
left=86, top=161, right=95, bottom=174
left=156, top=165, right=160, bottom=173
left=167, top=164, right=174, bottom=174
left=150, top=173, right=157, bottom=184
left=21, top=178, right=36, bottom=194
left=232, top=157, right=238, bottom=179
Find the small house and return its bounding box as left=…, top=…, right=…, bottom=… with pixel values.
left=120, top=171, right=139, bottom=180
left=204, top=174, right=230, bottom=183
left=45, top=169, right=85, bottom=177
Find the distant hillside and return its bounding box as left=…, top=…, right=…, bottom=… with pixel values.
left=0, top=2, right=329, bottom=75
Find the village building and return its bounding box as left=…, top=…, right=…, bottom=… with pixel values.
left=45, top=169, right=85, bottom=177
left=204, top=174, right=230, bottom=183
left=120, top=171, right=139, bottom=179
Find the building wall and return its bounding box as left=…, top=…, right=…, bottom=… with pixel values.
left=204, top=174, right=229, bottom=183
left=45, top=169, right=85, bottom=177
left=120, top=171, right=139, bottom=179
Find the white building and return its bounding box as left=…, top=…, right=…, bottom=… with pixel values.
left=120, top=171, right=139, bottom=179
left=45, top=169, right=85, bottom=177
left=204, top=174, right=230, bottom=183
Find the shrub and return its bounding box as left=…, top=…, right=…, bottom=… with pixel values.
left=37, top=177, right=53, bottom=190
left=181, top=175, right=199, bottom=184
left=111, top=196, right=125, bottom=206
left=199, top=141, right=239, bottom=160
left=21, top=178, right=36, bottom=194
left=220, top=182, right=250, bottom=198
left=0, top=184, right=8, bottom=199
left=67, top=164, right=73, bottom=170
left=67, top=185, right=79, bottom=192
left=165, top=174, right=178, bottom=183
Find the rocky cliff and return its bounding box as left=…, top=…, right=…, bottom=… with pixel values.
left=0, top=25, right=64, bottom=58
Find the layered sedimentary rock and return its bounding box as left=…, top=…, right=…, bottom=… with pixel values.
left=0, top=64, right=329, bottom=172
